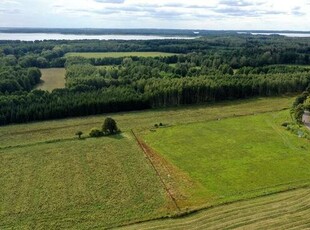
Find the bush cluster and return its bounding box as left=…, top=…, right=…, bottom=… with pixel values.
left=89, top=117, right=120, bottom=137
left=285, top=123, right=310, bottom=139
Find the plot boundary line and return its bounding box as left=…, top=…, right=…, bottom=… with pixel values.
left=131, top=129, right=181, bottom=212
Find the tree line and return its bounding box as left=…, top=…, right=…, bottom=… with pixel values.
left=1, top=34, right=310, bottom=125
left=0, top=71, right=309, bottom=125
left=1, top=34, right=310, bottom=69
left=0, top=66, right=41, bottom=93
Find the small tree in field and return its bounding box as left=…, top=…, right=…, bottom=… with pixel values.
left=75, top=131, right=83, bottom=139
left=102, top=117, right=118, bottom=135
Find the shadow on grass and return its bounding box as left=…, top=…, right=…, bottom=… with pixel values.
left=107, top=133, right=125, bottom=140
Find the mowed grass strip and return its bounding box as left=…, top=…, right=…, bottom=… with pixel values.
left=0, top=96, right=294, bottom=148
left=120, top=187, right=310, bottom=230
left=36, top=68, right=66, bottom=92
left=65, top=52, right=178, bottom=58
left=0, top=134, right=173, bottom=229
left=143, top=110, right=310, bottom=207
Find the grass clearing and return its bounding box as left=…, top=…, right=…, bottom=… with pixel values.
left=143, top=110, right=310, bottom=208
left=65, top=52, right=178, bottom=58
left=0, top=135, right=172, bottom=229
left=36, top=68, right=66, bottom=92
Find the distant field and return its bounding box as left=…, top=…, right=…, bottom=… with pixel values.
left=36, top=68, right=66, bottom=91
left=0, top=135, right=172, bottom=229
left=65, top=52, right=178, bottom=58
left=121, top=187, right=310, bottom=230
left=143, top=110, right=310, bottom=207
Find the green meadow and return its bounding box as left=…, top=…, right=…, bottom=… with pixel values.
left=1, top=95, right=310, bottom=228
left=0, top=135, right=172, bottom=229
left=143, top=110, right=310, bottom=207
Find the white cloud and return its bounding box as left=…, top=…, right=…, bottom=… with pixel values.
left=0, top=0, right=309, bottom=30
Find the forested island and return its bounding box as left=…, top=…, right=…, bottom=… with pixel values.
left=0, top=34, right=310, bottom=125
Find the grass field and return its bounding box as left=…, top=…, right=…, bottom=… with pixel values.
left=0, top=135, right=172, bottom=229
left=121, top=187, right=310, bottom=229
left=1, top=95, right=309, bottom=229
left=0, top=96, right=293, bottom=149
left=36, top=68, right=66, bottom=92
left=143, top=110, right=310, bottom=208
left=65, top=52, right=178, bottom=58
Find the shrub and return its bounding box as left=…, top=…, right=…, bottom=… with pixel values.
left=293, top=104, right=305, bottom=124
left=89, top=128, right=103, bottom=137
left=281, top=122, right=290, bottom=127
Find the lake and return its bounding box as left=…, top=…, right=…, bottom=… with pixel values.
left=238, top=32, right=310, bottom=37
left=0, top=33, right=196, bottom=41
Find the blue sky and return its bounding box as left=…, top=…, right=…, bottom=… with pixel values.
left=0, top=0, right=310, bottom=30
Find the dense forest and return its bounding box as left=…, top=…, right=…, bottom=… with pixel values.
left=1, top=34, right=310, bottom=125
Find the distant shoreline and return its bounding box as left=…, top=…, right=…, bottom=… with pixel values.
left=0, top=28, right=309, bottom=36
left=0, top=32, right=309, bottom=41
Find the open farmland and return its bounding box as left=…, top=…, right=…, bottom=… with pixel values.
left=65, top=52, right=178, bottom=58
left=142, top=110, right=310, bottom=208
left=1, top=96, right=310, bottom=229
left=0, top=135, right=172, bottom=229
left=36, top=68, right=66, bottom=92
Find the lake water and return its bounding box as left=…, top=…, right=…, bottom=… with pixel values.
left=239, top=32, right=310, bottom=37
left=1, top=32, right=309, bottom=41
left=0, top=33, right=196, bottom=41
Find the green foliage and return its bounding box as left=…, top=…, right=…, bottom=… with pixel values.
left=291, top=90, right=310, bottom=123
left=89, top=128, right=103, bottom=137
left=0, top=66, right=41, bottom=93
left=102, top=117, right=119, bottom=135
left=293, top=91, right=309, bottom=107
left=304, top=97, right=310, bottom=110
left=0, top=87, right=149, bottom=125
left=66, top=52, right=177, bottom=58
left=286, top=123, right=310, bottom=139
left=281, top=121, right=290, bottom=127
left=293, top=104, right=305, bottom=123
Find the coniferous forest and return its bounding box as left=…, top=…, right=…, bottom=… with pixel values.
left=1, top=34, right=310, bottom=125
